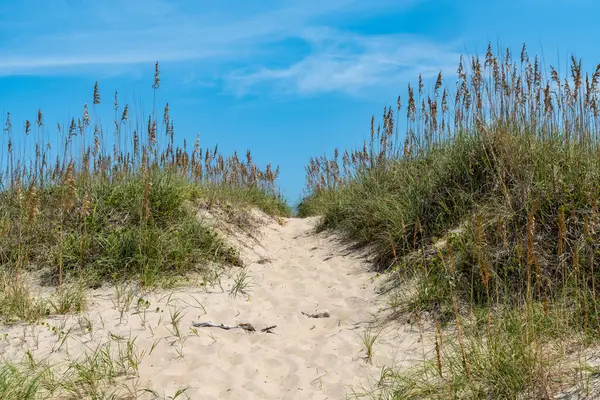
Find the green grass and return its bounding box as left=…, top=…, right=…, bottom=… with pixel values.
left=0, top=169, right=245, bottom=288
left=0, top=276, right=48, bottom=323
left=0, top=269, right=89, bottom=324
left=369, top=304, right=589, bottom=399
left=301, top=125, right=600, bottom=322
left=0, top=333, right=150, bottom=399
left=193, top=185, right=291, bottom=218
left=0, top=362, right=43, bottom=400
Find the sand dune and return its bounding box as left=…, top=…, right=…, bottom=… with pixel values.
left=1, top=214, right=429, bottom=399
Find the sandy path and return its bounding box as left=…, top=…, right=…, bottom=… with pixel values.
left=1, top=215, right=426, bottom=399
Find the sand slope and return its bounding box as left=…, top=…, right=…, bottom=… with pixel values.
left=1, top=215, right=427, bottom=399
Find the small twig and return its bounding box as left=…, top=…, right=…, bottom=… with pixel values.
left=261, top=325, right=277, bottom=334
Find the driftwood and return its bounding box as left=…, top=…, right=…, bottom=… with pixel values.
left=192, top=321, right=277, bottom=334
left=302, top=311, right=330, bottom=319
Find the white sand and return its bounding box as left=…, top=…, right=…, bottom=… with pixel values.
left=1, top=215, right=429, bottom=399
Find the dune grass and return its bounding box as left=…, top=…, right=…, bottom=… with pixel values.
left=0, top=331, right=154, bottom=399
left=0, top=64, right=289, bottom=326
left=0, top=65, right=290, bottom=399
left=302, top=44, right=600, bottom=398
left=0, top=361, right=43, bottom=400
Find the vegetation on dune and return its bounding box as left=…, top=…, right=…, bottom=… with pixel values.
left=0, top=331, right=157, bottom=399
left=0, top=62, right=289, bottom=324
left=7, top=38, right=600, bottom=399
left=302, top=43, right=600, bottom=398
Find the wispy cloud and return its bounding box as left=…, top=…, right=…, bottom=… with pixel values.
left=0, top=0, right=365, bottom=72
left=0, top=0, right=460, bottom=95
left=227, top=29, right=462, bottom=95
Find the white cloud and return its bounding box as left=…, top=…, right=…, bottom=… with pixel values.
left=0, top=0, right=461, bottom=96
left=226, top=30, right=462, bottom=95
left=0, top=0, right=368, bottom=74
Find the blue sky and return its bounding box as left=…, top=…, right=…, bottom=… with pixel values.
left=1, top=0, right=600, bottom=204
